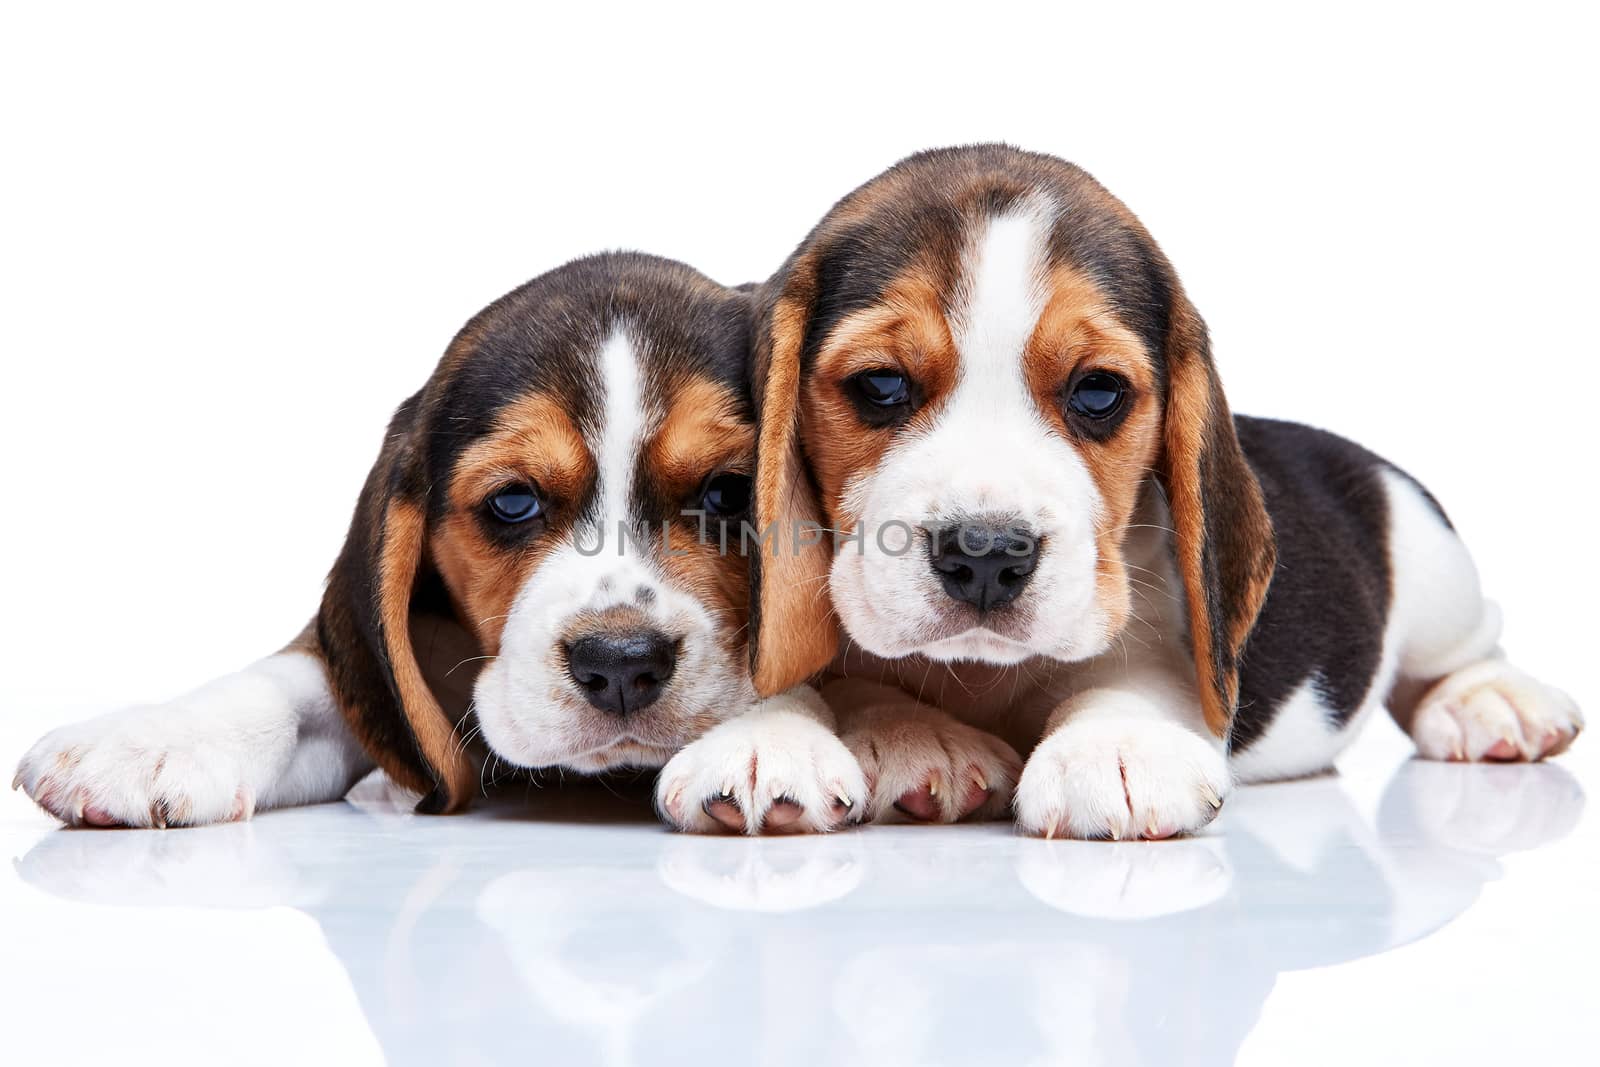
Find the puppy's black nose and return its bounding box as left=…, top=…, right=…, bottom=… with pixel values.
left=929, top=523, right=1038, bottom=613
left=565, top=632, right=678, bottom=716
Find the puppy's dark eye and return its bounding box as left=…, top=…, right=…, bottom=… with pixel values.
left=855, top=370, right=910, bottom=407
left=487, top=484, right=543, bottom=523
left=1067, top=372, right=1126, bottom=420
left=699, top=472, right=751, bottom=517
left=845, top=369, right=918, bottom=426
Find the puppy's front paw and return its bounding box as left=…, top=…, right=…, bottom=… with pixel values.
left=841, top=707, right=1023, bottom=823
left=1410, top=660, right=1583, bottom=762
left=1014, top=713, right=1230, bottom=840
left=14, top=706, right=262, bottom=828
left=655, top=710, right=867, bottom=835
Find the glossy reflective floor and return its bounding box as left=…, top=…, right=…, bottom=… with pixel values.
left=3, top=722, right=1594, bottom=1067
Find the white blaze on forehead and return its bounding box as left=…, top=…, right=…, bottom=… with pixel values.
left=826, top=196, right=1111, bottom=662
left=590, top=326, right=653, bottom=532
left=951, top=200, right=1054, bottom=401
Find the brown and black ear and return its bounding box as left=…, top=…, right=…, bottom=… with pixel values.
left=315, top=391, right=478, bottom=814
left=747, top=260, right=842, bottom=696
left=1158, top=289, right=1277, bottom=744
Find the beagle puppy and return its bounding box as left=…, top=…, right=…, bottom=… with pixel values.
left=743, top=144, right=1584, bottom=839
left=15, top=252, right=863, bottom=832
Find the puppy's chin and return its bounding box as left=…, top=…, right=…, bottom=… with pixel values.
left=559, top=740, right=678, bottom=774
left=842, top=602, right=1117, bottom=667
left=920, top=628, right=1038, bottom=664
left=476, top=704, right=689, bottom=775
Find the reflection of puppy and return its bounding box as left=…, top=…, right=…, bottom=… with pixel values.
left=746, top=144, right=1584, bottom=836
left=15, top=252, right=859, bottom=828
left=11, top=761, right=1584, bottom=1066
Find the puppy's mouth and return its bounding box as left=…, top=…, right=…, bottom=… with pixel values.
left=919, top=625, right=1037, bottom=664
left=559, top=737, right=680, bottom=774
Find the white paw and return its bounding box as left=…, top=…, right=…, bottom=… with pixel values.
left=1014, top=713, right=1230, bottom=840
left=840, top=706, right=1023, bottom=823
left=1410, top=659, right=1583, bottom=762
left=655, top=708, right=867, bottom=835
left=14, top=704, right=265, bottom=828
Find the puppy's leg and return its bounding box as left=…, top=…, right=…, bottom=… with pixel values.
left=14, top=645, right=372, bottom=827
left=1381, top=471, right=1582, bottom=762
left=1013, top=668, right=1230, bottom=841
left=827, top=678, right=1023, bottom=824
left=654, top=686, right=867, bottom=835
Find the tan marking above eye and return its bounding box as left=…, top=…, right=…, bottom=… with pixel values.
left=803, top=266, right=960, bottom=521
left=645, top=376, right=755, bottom=502
left=431, top=391, right=593, bottom=650
left=447, top=391, right=593, bottom=515
left=812, top=271, right=959, bottom=400
left=1022, top=263, right=1156, bottom=416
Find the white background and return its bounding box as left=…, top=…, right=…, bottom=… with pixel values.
left=1, top=3, right=1596, bottom=1064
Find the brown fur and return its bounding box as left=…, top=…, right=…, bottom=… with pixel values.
left=449, top=392, right=595, bottom=512
left=1159, top=294, right=1276, bottom=736
left=749, top=292, right=844, bottom=695
left=376, top=498, right=480, bottom=811
left=801, top=272, right=960, bottom=524
left=649, top=376, right=755, bottom=491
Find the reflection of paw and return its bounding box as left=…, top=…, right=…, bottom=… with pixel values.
left=1411, top=660, right=1583, bottom=762
left=655, top=709, right=866, bottom=835
left=1017, top=837, right=1232, bottom=918
left=842, top=707, right=1022, bottom=823
left=657, top=834, right=865, bottom=912
left=1014, top=711, right=1230, bottom=840
left=14, top=705, right=272, bottom=828
left=15, top=819, right=304, bottom=907
left=1388, top=759, right=1586, bottom=855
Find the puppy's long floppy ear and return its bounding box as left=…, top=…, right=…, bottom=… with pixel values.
left=747, top=267, right=842, bottom=696
left=1159, top=290, right=1277, bottom=743
left=315, top=392, right=477, bottom=813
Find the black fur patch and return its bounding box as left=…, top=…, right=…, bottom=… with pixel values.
left=1231, top=417, right=1400, bottom=752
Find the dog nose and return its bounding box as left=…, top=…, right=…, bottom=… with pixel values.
left=929, top=523, right=1039, bottom=612
left=565, top=632, right=679, bottom=716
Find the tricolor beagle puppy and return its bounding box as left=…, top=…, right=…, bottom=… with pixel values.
left=741, top=144, right=1584, bottom=839
left=15, top=252, right=862, bottom=831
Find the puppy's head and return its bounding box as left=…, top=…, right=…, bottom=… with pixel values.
left=318, top=253, right=757, bottom=811
left=750, top=146, right=1275, bottom=739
